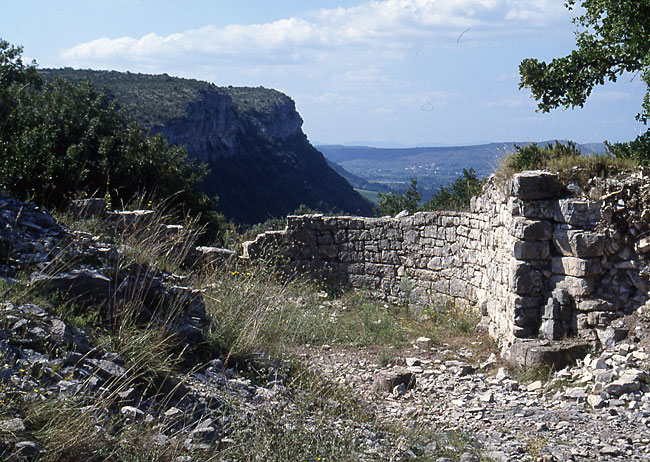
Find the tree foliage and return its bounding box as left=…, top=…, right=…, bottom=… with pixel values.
left=375, top=170, right=483, bottom=216
left=519, top=0, right=650, bottom=121
left=519, top=0, right=650, bottom=164
left=376, top=178, right=422, bottom=216
left=0, top=40, right=226, bottom=241
left=422, top=169, right=483, bottom=211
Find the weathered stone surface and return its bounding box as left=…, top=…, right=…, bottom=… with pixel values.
left=550, top=275, right=597, bottom=297
left=372, top=367, right=416, bottom=392
left=513, top=241, right=549, bottom=260
left=540, top=319, right=564, bottom=340
left=554, top=199, right=601, bottom=226
left=553, top=228, right=605, bottom=257
left=511, top=171, right=563, bottom=200
left=510, top=218, right=553, bottom=241
left=506, top=339, right=590, bottom=369
left=31, top=269, right=112, bottom=301
left=553, top=227, right=604, bottom=258
left=551, top=256, right=601, bottom=277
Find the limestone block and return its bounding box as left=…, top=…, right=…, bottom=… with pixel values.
left=587, top=311, right=615, bottom=327
left=404, top=229, right=419, bottom=244
left=516, top=200, right=557, bottom=219
left=540, top=319, right=564, bottom=340
left=550, top=275, right=597, bottom=297
left=514, top=305, right=541, bottom=328
left=513, top=241, right=550, bottom=260
left=551, top=288, right=572, bottom=306
left=553, top=228, right=604, bottom=257
left=319, top=245, right=338, bottom=260
left=511, top=171, right=563, bottom=200
left=575, top=298, right=615, bottom=313
left=510, top=218, right=553, bottom=241
left=542, top=297, right=572, bottom=322
left=554, top=199, right=601, bottom=226
left=509, top=261, right=543, bottom=295
left=551, top=257, right=601, bottom=277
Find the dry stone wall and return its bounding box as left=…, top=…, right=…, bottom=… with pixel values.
left=243, top=170, right=650, bottom=349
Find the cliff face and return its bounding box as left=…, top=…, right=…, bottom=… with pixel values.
left=40, top=69, right=373, bottom=224
left=148, top=86, right=304, bottom=163
left=148, top=88, right=242, bottom=162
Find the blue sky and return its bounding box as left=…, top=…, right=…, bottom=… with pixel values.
left=4, top=0, right=647, bottom=146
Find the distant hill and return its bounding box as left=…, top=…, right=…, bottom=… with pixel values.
left=318, top=141, right=608, bottom=199
left=41, top=69, right=374, bottom=224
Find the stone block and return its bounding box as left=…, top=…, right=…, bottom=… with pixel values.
left=517, top=200, right=557, bottom=219
left=509, top=261, right=542, bottom=295
left=540, top=319, right=564, bottom=340
left=553, top=228, right=604, bottom=257
left=506, top=339, right=590, bottom=369
left=513, top=241, right=549, bottom=260
left=510, top=171, right=563, bottom=200
left=554, top=199, right=601, bottom=226
left=542, top=298, right=560, bottom=320
left=551, top=288, right=572, bottom=306
left=514, top=306, right=541, bottom=328
left=575, top=298, right=615, bottom=313
left=551, top=257, right=601, bottom=277
left=550, top=275, right=597, bottom=297
left=510, top=218, right=553, bottom=241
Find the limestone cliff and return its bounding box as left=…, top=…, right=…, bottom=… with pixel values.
left=40, top=69, right=373, bottom=223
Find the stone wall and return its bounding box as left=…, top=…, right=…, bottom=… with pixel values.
left=243, top=170, right=650, bottom=349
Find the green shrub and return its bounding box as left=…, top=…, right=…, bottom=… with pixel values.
left=0, top=39, right=228, bottom=244
left=376, top=178, right=421, bottom=216
left=507, top=141, right=581, bottom=172
left=607, top=129, right=650, bottom=166
left=422, top=168, right=483, bottom=211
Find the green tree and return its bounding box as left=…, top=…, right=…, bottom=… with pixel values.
left=376, top=178, right=421, bottom=216
left=0, top=40, right=226, bottom=242
left=519, top=0, right=650, bottom=163
left=423, top=168, right=483, bottom=211
left=519, top=0, right=650, bottom=120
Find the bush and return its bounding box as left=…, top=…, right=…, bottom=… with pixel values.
left=0, top=39, right=228, bottom=243
left=507, top=141, right=581, bottom=172
left=607, top=129, right=650, bottom=166
left=423, top=168, right=483, bottom=211
left=376, top=178, right=421, bottom=216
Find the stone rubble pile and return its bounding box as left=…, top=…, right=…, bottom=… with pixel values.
left=306, top=334, right=650, bottom=461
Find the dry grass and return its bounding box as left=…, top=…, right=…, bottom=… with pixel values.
left=495, top=143, right=638, bottom=189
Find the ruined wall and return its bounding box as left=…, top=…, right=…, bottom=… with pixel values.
left=243, top=170, right=650, bottom=348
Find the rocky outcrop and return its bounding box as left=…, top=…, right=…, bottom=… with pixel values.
left=148, top=87, right=242, bottom=162
left=41, top=68, right=374, bottom=224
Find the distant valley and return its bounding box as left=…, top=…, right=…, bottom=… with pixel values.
left=317, top=142, right=608, bottom=201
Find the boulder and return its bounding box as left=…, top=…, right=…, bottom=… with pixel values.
left=372, top=367, right=416, bottom=392
left=511, top=171, right=563, bottom=200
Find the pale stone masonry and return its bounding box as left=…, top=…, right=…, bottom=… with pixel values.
left=243, top=170, right=650, bottom=349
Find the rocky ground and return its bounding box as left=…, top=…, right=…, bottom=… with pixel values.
left=2, top=194, right=650, bottom=461
left=301, top=331, right=650, bottom=461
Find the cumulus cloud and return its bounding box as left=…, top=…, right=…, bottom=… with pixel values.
left=60, top=0, right=566, bottom=68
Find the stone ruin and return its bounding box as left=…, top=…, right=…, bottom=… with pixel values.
left=243, top=169, right=650, bottom=361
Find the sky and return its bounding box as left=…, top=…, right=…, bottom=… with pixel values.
left=4, top=0, right=647, bottom=147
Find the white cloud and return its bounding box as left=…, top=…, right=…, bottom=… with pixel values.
left=60, top=0, right=566, bottom=69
